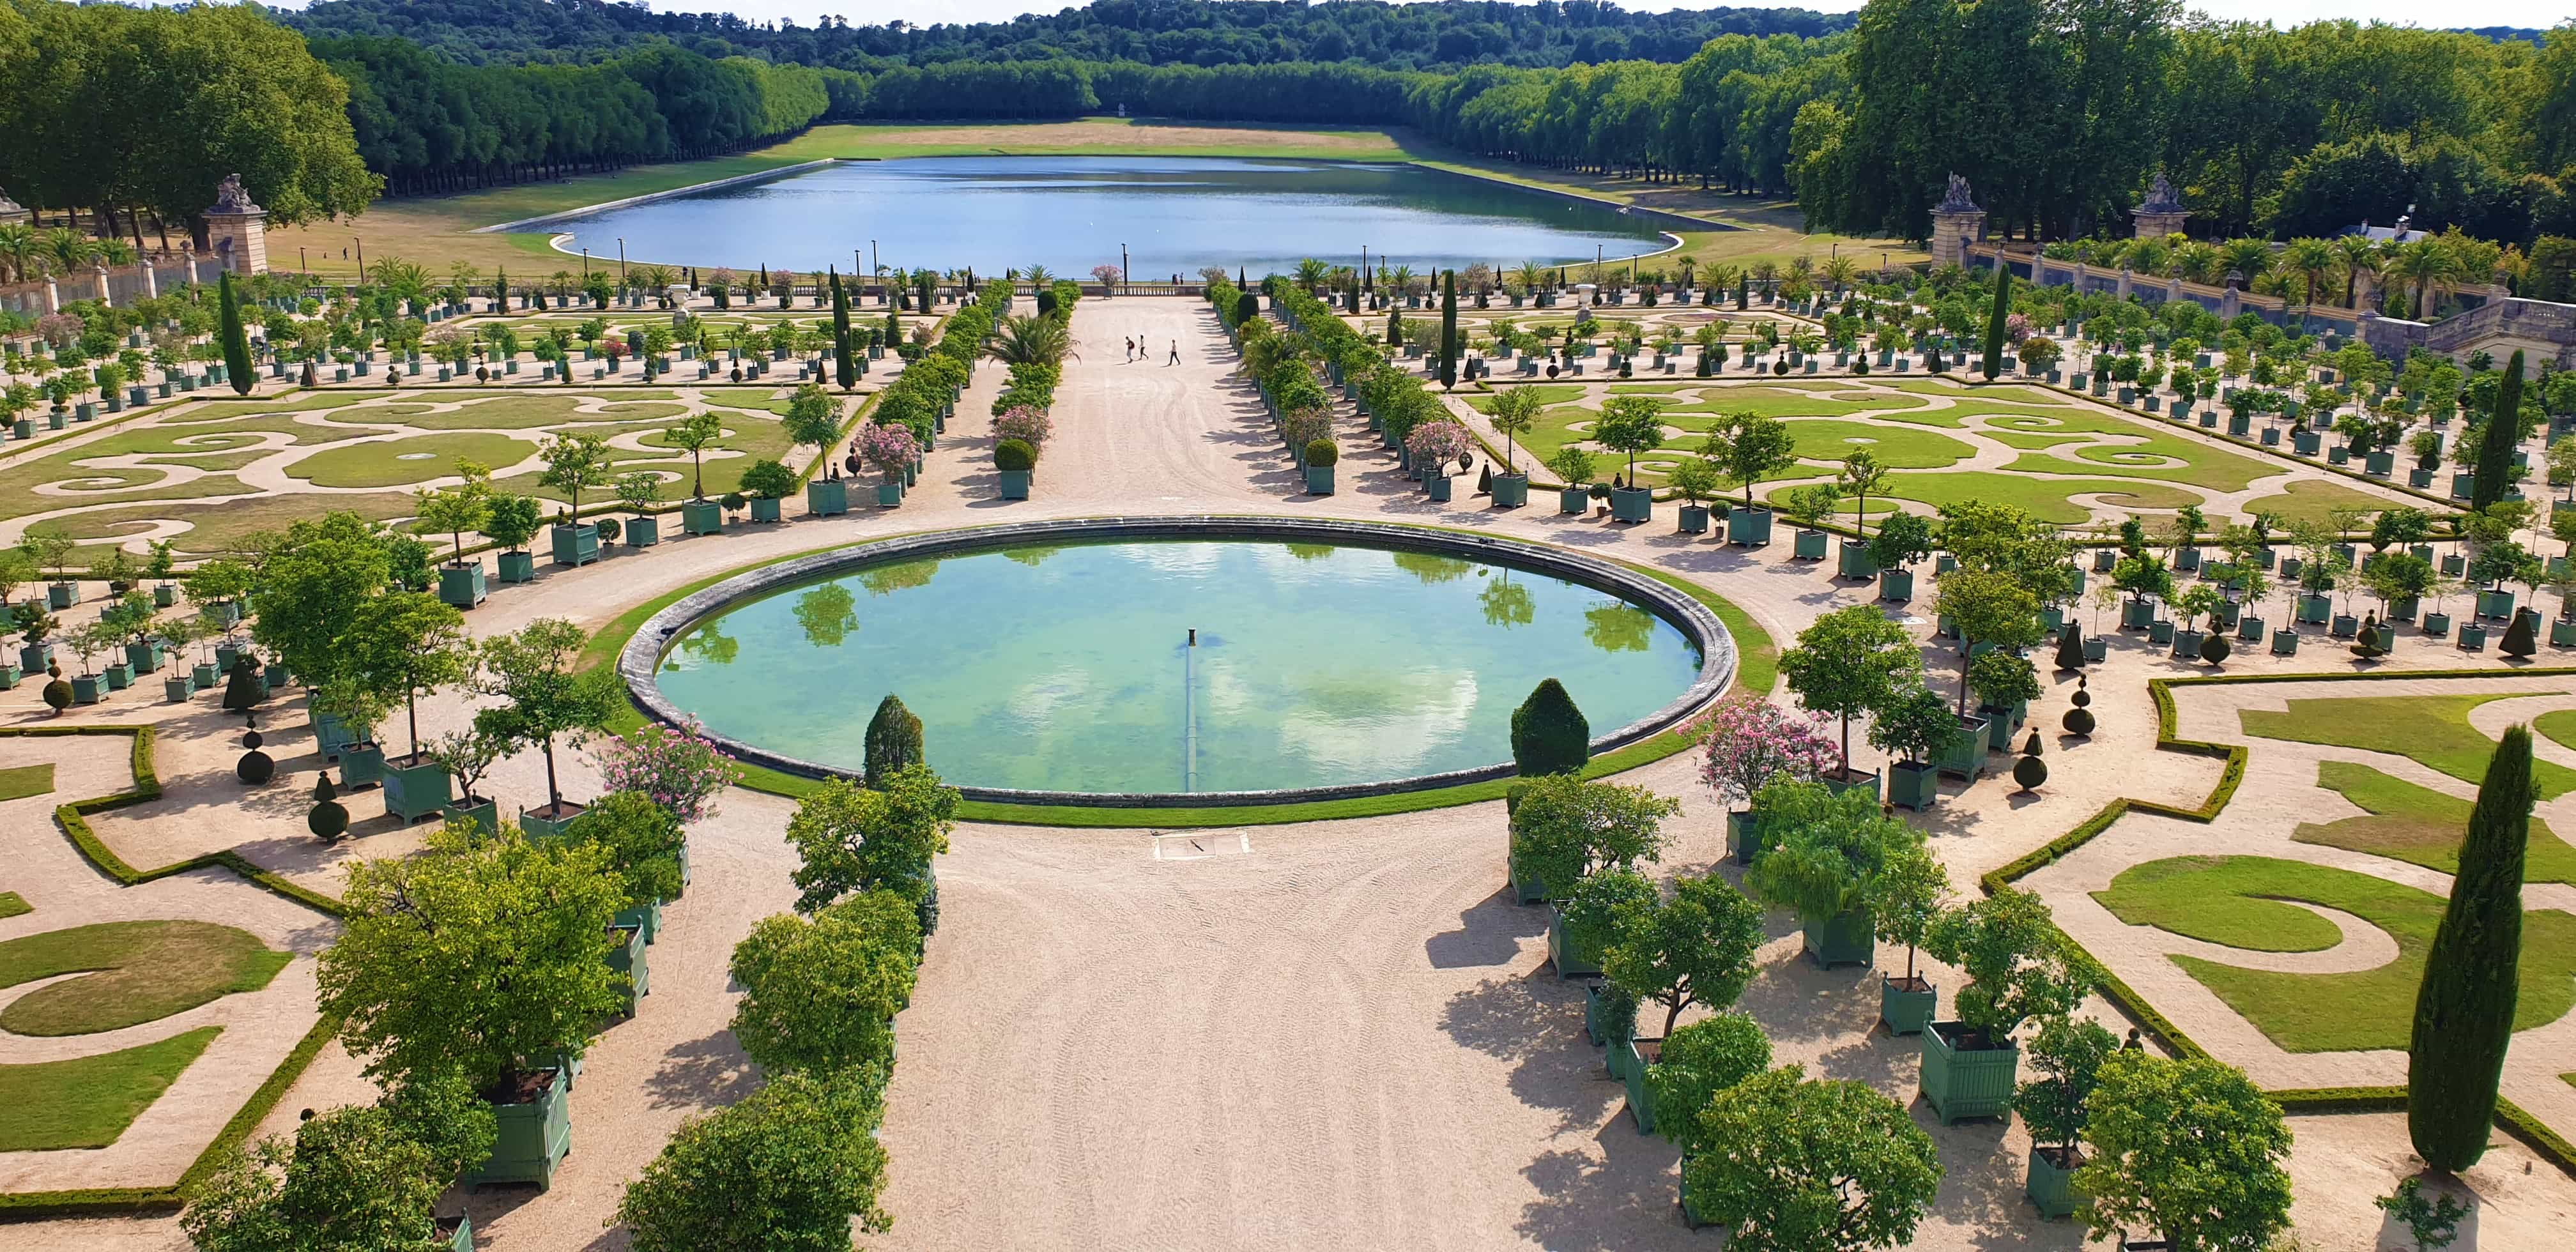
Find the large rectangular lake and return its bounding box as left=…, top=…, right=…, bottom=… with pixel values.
left=532, top=156, right=1673, bottom=278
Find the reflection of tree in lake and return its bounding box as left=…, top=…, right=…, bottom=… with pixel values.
left=1285, top=544, right=1336, bottom=561
left=794, top=583, right=859, bottom=647
left=670, top=622, right=738, bottom=668
left=1001, top=546, right=1055, bottom=567
left=858, top=559, right=939, bottom=597
left=1584, top=601, right=1656, bottom=653
left=1392, top=550, right=1473, bottom=585
left=1480, top=570, right=1535, bottom=627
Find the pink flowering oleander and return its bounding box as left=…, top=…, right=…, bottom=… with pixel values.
left=595, top=718, right=740, bottom=825
left=1405, top=420, right=1475, bottom=464
left=2004, top=313, right=2032, bottom=345
left=857, top=422, right=919, bottom=477
left=1690, top=694, right=1839, bottom=809
left=1092, top=264, right=1123, bottom=286
left=993, top=406, right=1052, bottom=448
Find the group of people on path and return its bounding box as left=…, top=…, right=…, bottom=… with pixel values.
left=1126, top=335, right=1179, bottom=365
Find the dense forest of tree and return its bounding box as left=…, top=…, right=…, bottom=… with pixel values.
left=273, top=0, right=1859, bottom=72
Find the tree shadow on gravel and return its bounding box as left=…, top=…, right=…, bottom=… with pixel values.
left=641, top=1028, right=759, bottom=1110
left=1425, top=888, right=1545, bottom=970
left=1513, top=1134, right=1685, bottom=1252
left=1439, top=970, right=1625, bottom=1133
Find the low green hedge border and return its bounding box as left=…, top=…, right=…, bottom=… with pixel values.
left=0, top=727, right=346, bottom=1221
left=1981, top=668, right=2576, bottom=1179
left=580, top=517, right=1778, bottom=828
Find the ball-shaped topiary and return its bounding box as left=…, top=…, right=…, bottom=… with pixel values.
left=1305, top=439, right=1339, bottom=467
left=595, top=515, right=622, bottom=544
left=1510, top=678, right=1590, bottom=777
left=993, top=438, right=1037, bottom=473
left=2062, top=676, right=2095, bottom=736
left=236, top=727, right=274, bottom=785
left=307, top=772, right=349, bottom=841
left=42, top=677, right=72, bottom=713
left=721, top=491, right=747, bottom=513
left=2013, top=731, right=2048, bottom=791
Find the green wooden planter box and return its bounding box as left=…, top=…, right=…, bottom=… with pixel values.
left=1889, top=761, right=1938, bottom=811
left=549, top=523, right=599, bottom=567
left=71, top=675, right=104, bottom=703
left=2271, top=629, right=2301, bottom=656
left=750, top=496, right=784, bottom=523
left=99, top=660, right=131, bottom=691
left=164, top=675, right=193, bottom=703
left=1547, top=905, right=1603, bottom=978
left=1920, top=1023, right=2020, bottom=1124
left=1491, top=474, right=1528, bottom=507
left=1726, top=810, right=1765, bottom=866
left=1879, top=568, right=1913, bottom=602
left=2423, top=611, right=2453, bottom=638
left=877, top=481, right=904, bottom=507
left=437, top=561, right=487, bottom=609
left=154, top=583, right=177, bottom=607
left=1839, top=540, right=1878, bottom=580
left=445, top=795, right=500, bottom=835
left=436, top=1214, right=472, bottom=1252
left=124, top=641, right=162, bottom=673
left=1935, top=714, right=1989, bottom=779
left=339, top=742, right=387, bottom=790
left=2477, top=589, right=2517, bottom=620
left=1621, top=1037, right=1667, bottom=1134
left=311, top=705, right=371, bottom=761
left=1802, top=909, right=1873, bottom=969
left=496, top=551, right=537, bottom=583
left=466, top=1067, right=570, bottom=1191
left=1559, top=487, right=1590, bottom=514
left=1608, top=486, right=1650, bottom=522
left=2296, top=594, right=2331, bottom=624
left=1506, top=831, right=1547, bottom=905
left=381, top=753, right=452, bottom=823
left=1004, top=468, right=1037, bottom=498
left=615, top=897, right=665, bottom=945
left=1426, top=473, right=1455, bottom=502
left=519, top=802, right=584, bottom=841
left=1583, top=979, right=1627, bottom=1047
left=1880, top=975, right=1937, bottom=1035
left=607, top=922, right=649, bottom=1013
left=625, top=516, right=660, bottom=547
left=1676, top=503, right=1710, bottom=535
left=806, top=478, right=850, bottom=516
left=2236, top=616, right=2266, bottom=643
left=1792, top=528, right=1828, bottom=560
left=2459, top=623, right=2488, bottom=652
left=2027, top=1147, right=2086, bottom=1220
left=1728, top=505, right=1774, bottom=547
left=1823, top=767, right=1881, bottom=803
left=2552, top=619, right=2576, bottom=648
left=0, top=661, right=17, bottom=691
left=682, top=500, right=723, bottom=535
left=49, top=583, right=75, bottom=610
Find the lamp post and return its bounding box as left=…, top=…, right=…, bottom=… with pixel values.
left=1121, top=243, right=1128, bottom=296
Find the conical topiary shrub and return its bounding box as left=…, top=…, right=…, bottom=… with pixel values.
left=307, top=771, right=348, bottom=841
left=2408, top=724, right=2534, bottom=1171
left=2501, top=609, right=2537, bottom=660
left=2053, top=622, right=2084, bottom=672
left=1510, top=678, right=1590, bottom=776
left=220, top=656, right=263, bottom=714
left=864, top=694, right=926, bottom=786
left=2062, top=675, right=2095, bottom=737
left=2012, top=729, right=2047, bottom=791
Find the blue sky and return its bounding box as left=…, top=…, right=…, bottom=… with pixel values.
left=270, top=1, right=2573, bottom=33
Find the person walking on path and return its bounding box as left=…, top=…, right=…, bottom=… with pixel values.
left=1167, top=340, right=1180, bottom=365
left=1124, top=337, right=1135, bottom=363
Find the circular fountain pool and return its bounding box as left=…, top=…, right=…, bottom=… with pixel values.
left=627, top=519, right=1731, bottom=804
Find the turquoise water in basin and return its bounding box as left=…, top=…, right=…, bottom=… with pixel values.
left=653, top=538, right=1702, bottom=795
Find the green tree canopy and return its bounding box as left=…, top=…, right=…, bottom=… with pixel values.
left=1680, top=1064, right=1942, bottom=1252
left=615, top=1071, right=891, bottom=1252
left=785, top=765, right=960, bottom=913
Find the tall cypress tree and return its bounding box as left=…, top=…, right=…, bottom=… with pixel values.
left=863, top=694, right=925, bottom=787
left=829, top=267, right=855, bottom=390
left=2470, top=350, right=2525, bottom=510
left=217, top=271, right=253, bottom=396
left=1981, top=264, right=2012, bottom=381
left=1439, top=270, right=1459, bottom=388
left=493, top=264, right=508, bottom=313
left=2408, top=723, right=2533, bottom=1172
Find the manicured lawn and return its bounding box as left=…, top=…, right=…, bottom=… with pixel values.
left=0, top=920, right=291, bottom=1037
left=0, top=764, right=54, bottom=802
left=2003, top=430, right=2280, bottom=491
left=2095, top=854, right=2576, bottom=1052
left=2240, top=694, right=2576, bottom=799
left=1779, top=420, right=1974, bottom=470
left=284, top=432, right=538, bottom=489
left=0, top=459, right=259, bottom=529
left=2234, top=480, right=2410, bottom=526
left=0, top=1026, right=222, bottom=1151
left=1462, top=384, right=1585, bottom=411
left=169, top=392, right=390, bottom=422
left=32, top=491, right=420, bottom=558
left=383, top=395, right=689, bottom=431
left=1887, top=379, right=2071, bottom=405
left=0, top=892, right=27, bottom=919
left=2530, top=708, right=2576, bottom=755
left=1659, top=387, right=1931, bottom=418
left=2297, top=760, right=2576, bottom=885
left=1805, top=471, right=2202, bottom=525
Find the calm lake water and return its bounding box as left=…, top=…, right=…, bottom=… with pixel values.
left=653, top=538, right=1703, bottom=795
left=539, top=156, right=1672, bottom=277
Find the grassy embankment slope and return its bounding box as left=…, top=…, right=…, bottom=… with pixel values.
left=268, top=118, right=1923, bottom=280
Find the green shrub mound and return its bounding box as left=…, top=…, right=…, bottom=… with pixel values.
left=993, top=438, right=1037, bottom=472
left=1510, top=678, right=1590, bottom=776
left=1305, top=439, right=1339, bottom=467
